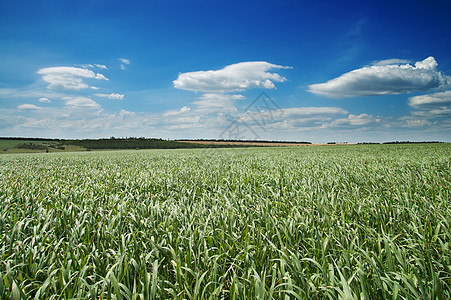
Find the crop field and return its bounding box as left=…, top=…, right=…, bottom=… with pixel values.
left=0, top=144, right=450, bottom=299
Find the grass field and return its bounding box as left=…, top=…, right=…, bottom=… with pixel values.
left=0, top=144, right=450, bottom=299
left=0, top=140, right=54, bottom=151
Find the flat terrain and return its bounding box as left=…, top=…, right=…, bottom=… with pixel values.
left=0, top=144, right=449, bottom=299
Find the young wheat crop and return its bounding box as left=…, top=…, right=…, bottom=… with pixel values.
left=0, top=144, right=450, bottom=299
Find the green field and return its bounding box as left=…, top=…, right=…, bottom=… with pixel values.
left=0, top=140, right=55, bottom=151
left=0, top=144, right=450, bottom=299
left=0, top=138, right=251, bottom=154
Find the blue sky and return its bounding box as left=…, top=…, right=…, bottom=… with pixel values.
left=1, top=0, right=450, bottom=142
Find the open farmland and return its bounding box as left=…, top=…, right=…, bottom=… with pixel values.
left=0, top=144, right=450, bottom=299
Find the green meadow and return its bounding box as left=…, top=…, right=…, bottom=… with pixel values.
left=0, top=144, right=450, bottom=299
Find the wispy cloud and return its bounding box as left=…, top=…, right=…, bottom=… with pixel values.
left=372, top=58, right=410, bottom=66
left=119, top=58, right=130, bottom=70
left=38, top=97, right=51, bottom=103
left=17, top=104, right=42, bottom=110
left=94, top=93, right=125, bottom=100
left=308, top=57, right=450, bottom=98
left=240, top=106, right=348, bottom=130
left=79, top=64, right=108, bottom=69
left=192, top=93, right=244, bottom=114
left=280, top=107, right=348, bottom=117
left=64, top=97, right=101, bottom=109
left=173, top=61, right=291, bottom=93
left=37, top=66, right=108, bottom=91
left=408, top=90, right=451, bottom=108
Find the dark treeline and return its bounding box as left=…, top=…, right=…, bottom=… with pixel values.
left=63, top=138, right=250, bottom=149
left=0, top=137, right=61, bottom=141
left=65, top=138, right=203, bottom=149
left=382, top=141, right=443, bottom=144
left=176, top=139, right=312, bottom=144
left=358, top=141, right=444, bottom=145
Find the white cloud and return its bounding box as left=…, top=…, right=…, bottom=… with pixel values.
left=372, top=58, right=410, bottom=66
left=346, top=113, right=380, bottom=125
left=170, top=62, right=290, bottom=133
left=192, top=93, right=244, bottom=114
left=163, top=106, right=191, bottom=117
left=80, top=64, right=108, bottom=69
left=196, top=93, right=245, bottom=101
left=234, top=105, right=348, bottom=132
left=117, top=109, right=135, bottom=118
left=407, top=90, right=451, bottom=120
left=239, top=106, right=347, bottom=131
left=399, top=117, right=431, bottom=127
left=64, top=97, right=101, bottom=109
left=161, top=93, right=248, bottom=131
left=38, top=97, right=51, bottom=103
left=408, top=90, right=451, bottom=108
left=119, top=58, right=130, bottom=70
left=179, top=106, right=191, bottom=113
left=102, top=109, right=137, bottom=126
left=94, top=93, right=125, bottom=100
left=4, top=105, right=152, bottom=136
left=119, top=58, right=130, bottom=64
left=328, top=113, right=381, bottom=126
left=411, top=107, right=451, bottom=117
left=308, top=57, right=451, bottom=98
left=166, top=116, right=201, bottom=126
left=37, top=66, right=108, bottom=90
left=281, top=107, right=348, bottom=117
left=173, top=61, right=291, bottom=93
left=17, top=104, right=42, bottom=110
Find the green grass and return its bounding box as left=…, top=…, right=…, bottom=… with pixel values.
left=0, top=140, right=51, bottom=150
left=0, top=144, right=450, bottom=299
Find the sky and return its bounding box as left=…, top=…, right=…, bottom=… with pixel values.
left=1, top=0, right=450, bottom=143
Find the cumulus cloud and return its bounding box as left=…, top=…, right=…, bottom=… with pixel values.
left=94, top=93, right=125, bottom=100
left=38, top=97, right=51, bottom=103
left=64, top=97, right=100, bottom=109
left=408, top=90, right=451, bottom=108
left=37, top=66, right=108, bottom=90
left=173, top=61, right=291, bottom=93
left=330, top=113, right=381, bottom=126
left=17, top=104, right=42, bottom=110
left=119, top=58, right=130, bottom=70
left=308, top=57, right=451, bottom=98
